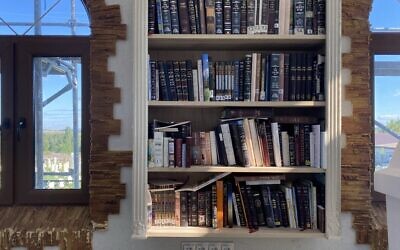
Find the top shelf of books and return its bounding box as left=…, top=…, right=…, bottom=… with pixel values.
left=148, top=34, right=326, bottom=50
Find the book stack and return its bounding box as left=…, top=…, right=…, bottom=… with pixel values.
left=148, top=0, right=326, bottom=35
left=148, top=53, right=325, bottom=102
left=148, top=115, right=327, bottom=168
left=150, top=174, right=326, bottom=232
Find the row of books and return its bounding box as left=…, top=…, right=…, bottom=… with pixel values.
left=150, top=175, right=325, bottom=232
left=148, top=117, right=327, bottom=168
left=148, top=53, right=325, bottom=102
left=148, top=0, right=326, bottom=35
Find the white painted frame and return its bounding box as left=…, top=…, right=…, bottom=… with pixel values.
left=132, top=0, right=342, bottom=239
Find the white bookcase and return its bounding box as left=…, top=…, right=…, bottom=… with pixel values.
left=132, top=0, right=341, bottom=239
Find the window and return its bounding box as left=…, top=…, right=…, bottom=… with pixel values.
left=0, top=0, right=90, bottom=204
left=371, top=2, right=400, bottom=171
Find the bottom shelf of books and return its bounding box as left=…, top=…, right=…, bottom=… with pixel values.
left=148, top=173, right=326, bottom=237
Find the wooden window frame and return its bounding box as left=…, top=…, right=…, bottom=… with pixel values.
left=370, top=32, right=400, bottom=201
left=0, top=36, right=90, bottom=205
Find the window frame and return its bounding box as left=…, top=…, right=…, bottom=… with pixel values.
left=0, top=36, right=90, bottom=205
left=370, top=32, right=400, bottom=201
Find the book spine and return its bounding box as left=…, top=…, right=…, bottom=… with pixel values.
left=294, top=0, right=305, bottom=35
left=173, top=61, right=183, bottom=101
left=209, top=61, right=216, bottom=101
left=187, top=192, right=192, bottom=226
left=249, top=119, right=263, bottom=166
left=178, top=0, right=191, bottom=33
left=188, top=0, right=198, bottom=33
left=295, top=53, right=302, bottom=101
left=168, top=137, right=175, bottom=167
left=212, top=184, right=218, bottom=228
left=304, top=124, right=311, bottom=166
left=305, top=0, right=314, bottom=34
left=191, top=192, right=198, bottom=226
left=233, top=60, right=240, bottom=101
left=182, top=60, right=191, bottom=101
left=161, top=0, right=172, bottom=34
left=321, top=131, right=327, bottom=169
left=170, top=0, right=180, bottom=34
left=289, top=135, right=296, bottom=166
left=260, top=185, right=275, bottom=228
left=223, top=0, right=232, bottom=34
left=175, top=138, right=183, bottom=167
left=281, top=131, right=290, bottom=166
left=253, top=189, right=266, bottom=226
left=277, top=190, right=289, bottom=227
left=199, top=0, right=207, bottom=34
left=180, top=192, right=189, bottom=226
left=250, top=53, right=257, bottom=101
left=261, top=0, right=269, bottom=29
left=166, top=61, right=178, bottom=101
left=150, top=60, right=157, bottom=100
left=198, top=191, right=206, bottom=226
left=231, top=0, right=241, bottom=34
left=156, top=0, right=164, bottom=34
left=240, top=0, right=247, bottom=34
left=312, top=124, right=321, bottom=168
left=247, top=0, right=256, bottom=34
left=216, top=181, right=224, bottom=228
left=301, top=53, right=307, bottom=101
left=215, top=0, right=224, bottom=34
left=200, top=132, right=210, bottom=165
left=197, top=59, right=204, bottom=101
left=175, top=192, right=181, bottom=226
left=269, top=53, right=280, bottom=101
left=202, top=54, right=211, bottom=101
left=271, top=190, right=282, bottom=226
left=244, top=54, right=252, bottom=101
left=205, top=0, right=216, bottom=34
left=245, top=185, right=259, bottom=229
left=215, top=126, right=228, bottom=166
left=278, top=54, right=285, bottom=101
left=154, top=131, right=164, bottom=167
left=289, top=53, right=297, bottom=101
left=228, top=122, right=245, bottom=166
left=192, top=69, right=199, bottom=101
left=238, top=60, right=245, bottom=101
left=234, top=191, right=246, bottom=226
left=194, top=0, right=201, bottom=33
left=220, top=123, right=237, bottom=166
left=227, top=182, right=234, bottom=227
left=264, top=54, right=271, bottom=101
left=158, top=61, right=168, bottom=100
left=273, top=0, right=280, bottom=34
left=271, top=122, right=282, bottom=167
left=316, top=54, right=325, bottom=101
left=209, top=131, right=218, bottom=165
left=317, top=0, right=326, bottom=34
left=283, top=54, right=290, bottom=101
left=148, top=139, right=155, bottom=168
left=148, top=0, right=156, bottom=34
left=205, top=189, right=212, bottom=227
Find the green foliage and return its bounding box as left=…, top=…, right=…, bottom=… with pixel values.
left=386, top=119, right=400, bottom=134
left=43, top=127, right=80, bottom=153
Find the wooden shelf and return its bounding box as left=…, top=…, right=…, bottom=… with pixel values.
left=147, top=226, right=325, bottom=238
left=148, top=101, right=325, bottom=108
left=148, top=34, right=326, bottom=50
left=148, top=166, right=326, bottom=173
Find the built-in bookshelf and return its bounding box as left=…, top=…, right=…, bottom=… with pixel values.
left=132, top=0, right=341, bottom=239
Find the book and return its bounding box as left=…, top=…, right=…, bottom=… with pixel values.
left=178, top=0, right=191, bottom=33
left=220, top=123, right=237, bottom=166
left=161, top=0, right=172, bottom=34
left=216, top=180, right=224, bottom=228
left=271, top=122, right=282, bottom=167
left=169, top=0, right=180, bottom=34
left=215, top=0, right=224, bottom=34
left=176, top=172, right=231, bottom=192
left=205, top=0, right=216, bottom=33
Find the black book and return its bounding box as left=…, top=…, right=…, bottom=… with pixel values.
left=295, top=53, right=302, bottom=101
left=150, top=60, right=157, bottom=100
left=173, top=61, right=184, bottom=101
left=166, top=61, right=178, bottom=101
left=227, top=182, right=234, bottom=228
left=289, top=135, right=296, bottom=166
left=239, top=0, right=247, bottom=34
left=265, top=122, right=275, bottom=166
left=243, top=54, right=252, bottom=101
left=198, top=0, right=207, bottom=34
left=316, top=0, right=326, bottom=34
left=194, top=0, right=201, bottom=33
left=252, top=187, right=266, bottom=226
left=170, top=0, right=180, bottom=34
left=277, top=190, right=289, bottom=227
left=205, top=189, right=213, bottom=227
left=264, top=54, right=271, bottom=101
left=215, top=0, right=224, bottom=34
left=295, top=185, right=305, bottom=229
left=223, top=182, right=228, bottom=227
left=228, top=122, right=245, bottom=166
left=305, top=0, right=314, bottom=35
left=267, top=0, right=278, bottom=34
left=180, top=191, right=189, bottom=226
left=223, top=0, right=232, bottom=34
left=157, top=61, right=169, bottom=101
left=270, top=190, right=282, bottom=227
left=301, top=53, right=307, bottom=101
left=247, top=0, right=256, bottom=33
left=283, top=54, right=290, bottom=101
left=198, top=190, right=206, bottom=226
left=156, top=0, right=164, bottom=34
left=148, top=0, right=156, bottom=34
left=231, top=0, right=241, bottom=34
left=245, top=184, right=259, bottom=230
left=161, top=0, right=172, bottom=34
left=187, top=192, right=192, bottom=226
left=260, top=185, right=275, bottom=228
left=191, top=191, right=199, bottom=226
left=178, top=0, right=191, bottom=34
left=234, top=191, right=247, bottom=227
left=261, top=0, right=269, bottom=30
left=270, top=53, right=280, bottom=101
left=305, top=54, right=313, bottom=101
left=316, top=54, right=325, bottom=101
left=289, top=53, right=297, bottom=101
left=233, top=60, right=240, bottom=101
left=294, top=0, right=305, bottom=35
left=238, top=182, right=256, bottom=231
left=179, top=61, right=189, bottom=101
left=304, top=124, right=311, bottom=166
left=185, top=60, right=194, bottom=101
left=212, top=184, right=218, bottom=228
left=215, top=126, right=228, bottom=166
left=209, top=61, right=216, bottom=101
left=188, top=0, right=198, bottom=33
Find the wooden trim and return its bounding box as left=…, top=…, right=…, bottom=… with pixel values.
left=371, top=33, right=400, bottom=53
left=0, top=40, right=14, bottom=205
left=13, top=37, right=90, bottom=204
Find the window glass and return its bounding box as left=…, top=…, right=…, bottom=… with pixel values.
left=0, top=0, right=90, bottom=35
left=33, top=57, right=82, bottom=189
left=374, top=55, right=400, bottom=170
left=370, top=0, right=400, bottom=32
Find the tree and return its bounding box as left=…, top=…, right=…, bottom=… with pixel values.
left=386, top=119, right=400, bottom=135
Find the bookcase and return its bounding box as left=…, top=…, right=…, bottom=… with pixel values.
left=132, top=0, right=341, bottom=239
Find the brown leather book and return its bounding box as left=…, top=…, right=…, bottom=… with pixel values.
left=216, top=180, right=224, bottom=229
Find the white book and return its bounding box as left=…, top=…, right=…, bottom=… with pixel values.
left=249, top=119, right=263, bottom=166
left=197, top=59, right=204, bottom=102
left=182, top=143, right=187, bottom=168
left=148, top=139, right=155, bottom=168
left=243, top=118, right=256, bottom=166
left=232, top=192, right=241, bottom=227
left=192, top=69, right=199, bottom=101
left=251, top=53, right=257, bottom=101
left=284, top=0, right=291, bottom=34
left=221, top=123, right=237, bottom=166
left=291, top=186, right=299, bottom=228
left=176, top=172, right=231, bottom=192
left=163, top=137, right=170, bottom=167
left=154, top=131, right=164, bottom=167
left=310, top=132, right=315, bottom=167
left=312, top=124, right=321, bottom=168
left=278, top=0, right=286, bottom=35
left=281, top=185, right=296, bottom=228
left=246, top=179, right=281, bottom=185
left=210, top=131, right=218, bottom=165
left=281, top=131, right=290, bottom=166
left=321, top=131, right=328, bottom=169
left=271, top=122, right=282, bottom=167
left=155, top=69, right=160, bottom=100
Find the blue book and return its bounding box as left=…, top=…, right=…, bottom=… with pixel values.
left=202, top=54, right=211, bottom=101
left=156, top=0, right=164, bottom=34
left=233, top=60, right=240, bottom=101
left=161, top=0, right=172, bottom=34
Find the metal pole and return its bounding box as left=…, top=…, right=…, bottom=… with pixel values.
left=71, top=0, right=80, bottom=189
left=34, top=0, right=44, bottom=189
